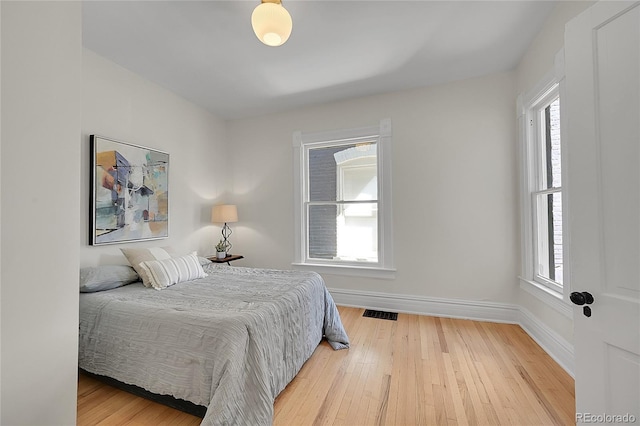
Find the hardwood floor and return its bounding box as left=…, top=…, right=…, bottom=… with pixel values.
left=78, top=373, right=201, bottom=425
left=78, top=306, right=575, bottom=425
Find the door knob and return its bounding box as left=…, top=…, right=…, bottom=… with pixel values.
left=570, top=291, right=594, bottom=306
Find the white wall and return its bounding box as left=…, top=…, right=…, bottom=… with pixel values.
left=1, top=2, right=81, bottom=424
left=80, top=49, right=229, bottom=267
left=1, top=11, right=228, bottom=423
left=515, top=1, right=595, bottom=344
left=516, top=1, right=595, bottom=94
left=227, top=71, right=519, bottom=305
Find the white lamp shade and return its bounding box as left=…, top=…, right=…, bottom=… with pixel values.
left=211, top=205, right=238, bottom=223
left=251, top=2, right=292, bottom=47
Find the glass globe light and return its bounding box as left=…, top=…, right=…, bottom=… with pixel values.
left=251, top=0, right=292, bottom=47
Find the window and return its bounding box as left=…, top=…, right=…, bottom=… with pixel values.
left=533, top=95, right=563, bottom=288
left=519, top=74, right=566, bottom=295
left=293, top=119, right=394, bottom=276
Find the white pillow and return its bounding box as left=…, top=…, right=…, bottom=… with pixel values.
left=138, top=252, right=207, bottom=290
left=121, top=247, right=175, bottom=287
left=79, top=265, right=139, bottom=293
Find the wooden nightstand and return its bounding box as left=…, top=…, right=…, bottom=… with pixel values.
left=207, top=254, right=244, bottom=265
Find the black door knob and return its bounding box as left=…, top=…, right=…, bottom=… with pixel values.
left=570, top=291, right=594, bottom=306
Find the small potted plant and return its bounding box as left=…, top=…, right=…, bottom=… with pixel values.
left=215, top=240, right=227, bottom=259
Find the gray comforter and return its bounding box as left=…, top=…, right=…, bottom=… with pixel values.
left=78, top=264, right=349, bottom=425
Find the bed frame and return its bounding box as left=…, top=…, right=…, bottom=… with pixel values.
left=80, top=369, right=206, bottom=418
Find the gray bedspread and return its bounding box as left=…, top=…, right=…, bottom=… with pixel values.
left=78, top=264, right=349, bottom=425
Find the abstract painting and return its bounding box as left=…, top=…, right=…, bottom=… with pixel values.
left=90, top=135, right=169, bottom=245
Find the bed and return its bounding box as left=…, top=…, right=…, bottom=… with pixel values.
left=78, top=262, right=349, bottom=425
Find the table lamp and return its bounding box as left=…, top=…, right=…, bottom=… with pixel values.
left=211, top=204, right=238, bottom=254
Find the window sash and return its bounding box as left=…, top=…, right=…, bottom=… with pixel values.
left=524, top=82, right=564, bottom=292
left=532, top=180, right=563, bottom=290
left=534, top=96, right=562, bottom=192
left=303, top=140, right=381, bottom=266
left=305, top=200, right=379, bottom=263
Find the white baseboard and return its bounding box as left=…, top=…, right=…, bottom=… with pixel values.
left=328, top=287, right=574, bottom=377
left=518, top=307, right=575, bottom=377
left=328, top=287, right=520, bottom=323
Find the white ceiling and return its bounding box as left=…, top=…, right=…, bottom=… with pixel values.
left=82, top=1, right=556, bottom=120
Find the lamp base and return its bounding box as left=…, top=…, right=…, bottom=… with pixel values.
left=221, top=223, right=233, bottom=253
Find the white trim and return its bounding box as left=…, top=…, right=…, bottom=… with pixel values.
left=293, top=263, right=396, bottom=279
left=378, top=118, right=394, bottom=269
left=293, top=119, right=394, bottom=274
left=292, top=131, right=304, bottom=264
left=519, top=277, right=573, bottom=318
left=328, top=287, right=574, bottom=377
left=293, top=124, right=380, bottom=146
left=517, top=95, right=534, bottom=281
left=328, top=288, right=519, bottom=323
left=521, top=68, right=558, bottom=107
left=519, top=307, right=575, bottom=377
left=556, top=49, right=573, bottom=303
left=519, top=59, right=568, bottom=299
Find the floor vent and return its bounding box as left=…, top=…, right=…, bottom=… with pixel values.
left=363, top=309, right=398, bottom=321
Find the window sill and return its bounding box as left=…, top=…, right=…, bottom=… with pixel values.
left=292, top=262, right=396, bottom=279
left=519, top=277, right=573, bottom=318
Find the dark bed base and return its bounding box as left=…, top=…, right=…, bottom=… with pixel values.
left=80, top=369, right=207, bottom=418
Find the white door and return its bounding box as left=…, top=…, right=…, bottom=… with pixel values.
left=565, top=1, right=640, bottom=423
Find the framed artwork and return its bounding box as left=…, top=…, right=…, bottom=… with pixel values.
left=90, top=135, right=169, bottom=245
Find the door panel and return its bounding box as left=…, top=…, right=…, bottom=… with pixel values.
left=565, top=1, right=640, bottom=421
left=605, top=345, right=639, bottom=416
left=595, top=4, right=639, bottom=298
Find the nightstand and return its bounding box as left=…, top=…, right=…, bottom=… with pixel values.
left=207, top=254, right=244, bottom=266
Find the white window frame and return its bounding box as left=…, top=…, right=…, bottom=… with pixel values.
left=531, top=88, right=562, bottom=292
left=517, top=50, right=572, bottom=317
left=292, top=119, right=395, bottom=279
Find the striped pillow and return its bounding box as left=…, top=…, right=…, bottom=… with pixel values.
left=121, top=246, right=176, bottom=287
left=138, top=252, right=207, bottom=290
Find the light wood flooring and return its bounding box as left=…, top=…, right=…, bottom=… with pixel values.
left=77, top=306, right=575, bottom=425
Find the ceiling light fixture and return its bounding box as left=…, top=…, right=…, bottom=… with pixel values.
left=251, top=0, right=292, bottom=47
